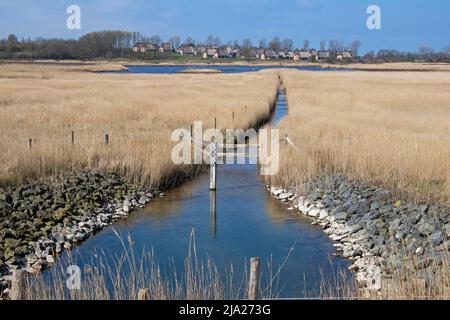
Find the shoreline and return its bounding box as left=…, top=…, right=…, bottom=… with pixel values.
left=2, top=59, right=450, bottom=72
left=268, top=174, right=449, bottom=294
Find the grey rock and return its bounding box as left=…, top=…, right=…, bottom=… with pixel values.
left=431, top=232, right=443, bottom=246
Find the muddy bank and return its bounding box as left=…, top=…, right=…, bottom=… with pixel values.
left=268, top=174, right=450, bottom=291
left=0, top=169, right=156, bottom=297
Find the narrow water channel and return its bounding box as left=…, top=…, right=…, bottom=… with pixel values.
left=44, top=85, right=351, bottom=298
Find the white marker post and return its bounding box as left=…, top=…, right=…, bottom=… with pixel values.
left=210, top=142, right=217, bottom=190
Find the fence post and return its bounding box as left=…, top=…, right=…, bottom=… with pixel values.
left=137, top=288, right=150, bottom=300
left=105, top=133, right=109, bottom=146
left=28, top=139, right=32, bottom=149
left=248, top=257, right=261, bottom=300
left=71, top=131, right=75, bottom=145
left=10, top=270, right=26, bottom=300
left=210, top=142, right=217, bottom=191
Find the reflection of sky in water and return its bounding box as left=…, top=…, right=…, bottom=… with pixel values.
left=110, top=65, right=353, bottom=74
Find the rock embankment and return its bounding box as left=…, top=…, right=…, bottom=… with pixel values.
left=0, top=169, right=156, bottom=296
left=269, top=174, right=449, bottom=291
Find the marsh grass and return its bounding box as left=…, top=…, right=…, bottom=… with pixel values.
left=0, top=64, right=279, bottom=189
left=22, top=230, right=285, bottom=300
left=273, top=70, right=450, bottom=204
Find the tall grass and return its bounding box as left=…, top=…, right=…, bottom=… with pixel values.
left=22, top=230, right=282, bottom=300
left=0, top=64, right=279, bottom=189
left=272, top=70, right=450, bottom=204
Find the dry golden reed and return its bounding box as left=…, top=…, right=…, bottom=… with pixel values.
left=271, top=70, right=450, bottom=204
left=0, top=64, right=279, bottom=188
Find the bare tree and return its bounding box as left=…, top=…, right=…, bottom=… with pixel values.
left=168, top=36, right=180, bottom=49
left=149, top=35, right=162, bottom=45
left=350, top=40, right=362, bottom=57
left=418, top=46, right=434, bottom=59
left=269, top=37, right=281, bottom=51
left=281, top=38, right=294, bottom=51
left=303, top=39, right=310, bottom=51
left=242, top=38, right=252, bottom=49
left=445, top=45, right=450, bottom=55
left=328, top=40, right=338, bottom=52
left=185, top=36, right=194, bottom=45
left=213, top=36, right=221, bottom=46
left=206, top=35, right=214, bottom=46
left=320, top=40, right=326, bottom=51
left=259, top=38, right=267, bottom=49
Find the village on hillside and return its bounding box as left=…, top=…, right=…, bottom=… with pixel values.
left=132, top=42, right=354, bottom=62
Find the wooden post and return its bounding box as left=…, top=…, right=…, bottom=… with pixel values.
left=28, top=139, right=32, bottom=149
left=71, top=131, right=75, bottom=145
left=245, top=105, right=247, bottom=113
left=248, top=257, right=261, bottom=300
left=137, top=288, right=150, bottom=300
left=10, top=270, right=26, bottom=300
left=210, top=142, right=217, bottom=191
left=189, top=124, right=193, bottom=138
left=105, top=133, right=109, bottom=145
left=232, top=111, right=235, bottom=129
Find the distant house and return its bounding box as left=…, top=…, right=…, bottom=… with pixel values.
left=299, top=51, right=311, bottom=61
left=207, top=48, right=218, bottom=58
left=287, top=52, right=295, bottom=59
left=218, top=48, right=230, bottom=58
left=265, top=50, right=277, bottom=60
left=246, top=49, right=258, bottom=59
left=293, top=54, right=300, bottom=61
left=132, top=44, right=147, bottom=53
left=197, top=46, right=207, bottom=54
left=231, top=48, right=240, bottom=58
left=146, top=43, right=158, bottom=52
left=278, top=51, right=287, bottom=59
left=342, top=51, right=352, bottom=59
left=159, top=43, right=173, bottom=53
left=318, top=51, right=330, bottom=61
left=179, top=46, right=196, bottom=55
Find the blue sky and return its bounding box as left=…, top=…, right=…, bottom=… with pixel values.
left=0, top=0, right=449, bottom=53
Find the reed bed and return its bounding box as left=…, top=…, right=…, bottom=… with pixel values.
left=273, top=70, right=450, bottom=204
left=23, top=230, right=282, bottom=300
left=0, top=64, right=279, bottom=189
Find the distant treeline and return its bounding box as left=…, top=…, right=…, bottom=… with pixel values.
left=1, top=30, right=449, bottom=63
left=363, top=48, right=450, bottom=63
left=0, top=31, right=147, bottom=60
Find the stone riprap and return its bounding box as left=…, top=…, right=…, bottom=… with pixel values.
left=0, top=169, right=156, bottom=297
left=269, top=174, right=449, bottom=291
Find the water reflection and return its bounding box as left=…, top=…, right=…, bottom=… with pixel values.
left=210, top=191, right=217, bottom=238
